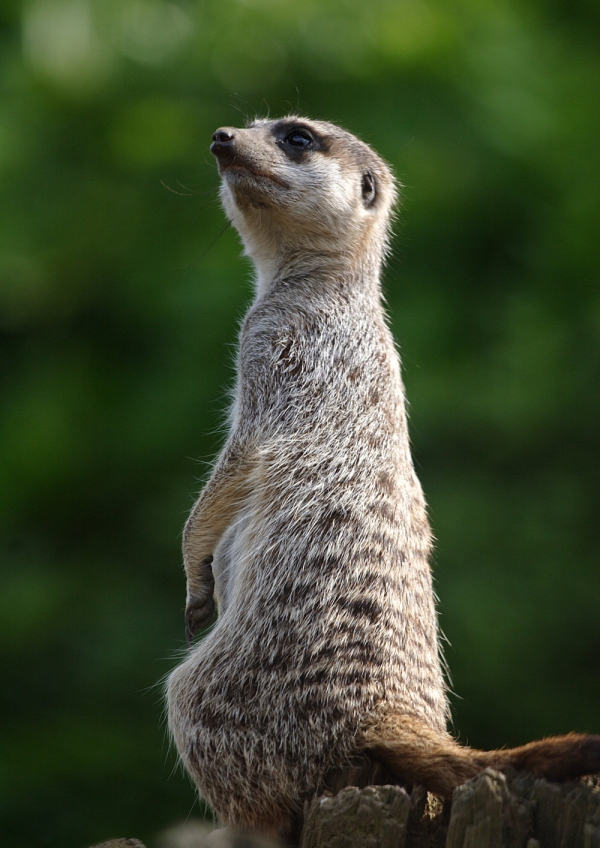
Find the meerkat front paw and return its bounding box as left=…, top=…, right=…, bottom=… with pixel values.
left=185, top=555, right=215, bottom=646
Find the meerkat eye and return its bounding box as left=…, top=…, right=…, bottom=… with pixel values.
left=362, top=171, right=377, bottom=207
left=283, top=129, right=315, bottom=149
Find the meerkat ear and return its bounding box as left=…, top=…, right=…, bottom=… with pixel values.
left=361, top=171, right=377, bottom=208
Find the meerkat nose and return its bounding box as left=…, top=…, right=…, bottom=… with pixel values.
left=211, top=128, right=235, bottom=157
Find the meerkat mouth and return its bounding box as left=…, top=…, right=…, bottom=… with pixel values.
left=220, top=162, right=290, bottom=190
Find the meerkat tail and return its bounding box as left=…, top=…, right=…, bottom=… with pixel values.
left=360, top=715, right=600, bottom=798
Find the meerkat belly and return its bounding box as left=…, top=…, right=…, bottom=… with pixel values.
left=168, top=436, right=445, bottom=829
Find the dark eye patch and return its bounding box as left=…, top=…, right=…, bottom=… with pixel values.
left=284, top=129, right=314, bottom=149
left=273, top=122, right=330, bottom=160
left=362, top=171, right=377, bottom=207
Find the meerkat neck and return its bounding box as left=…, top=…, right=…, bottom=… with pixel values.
left=251, top=245, right=385, bottom=300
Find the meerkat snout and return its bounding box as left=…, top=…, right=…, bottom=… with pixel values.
left=211, top=128, right=235, bottom=151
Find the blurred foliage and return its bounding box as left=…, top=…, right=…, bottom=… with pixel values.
left=0, top=0, right=599, bottom=846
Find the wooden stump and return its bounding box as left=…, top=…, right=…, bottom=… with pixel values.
left=88, top=772, right=600, bottom=847
left=298, top=770, right=600, bottom=847
left=300, top=784, right=411, bottom=848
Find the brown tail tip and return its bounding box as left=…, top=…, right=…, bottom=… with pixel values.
left=496, top=732, right=600, bottom=782
left=360, top=717, right=600, bottom=799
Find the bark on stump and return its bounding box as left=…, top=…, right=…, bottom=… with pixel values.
left=300, top=784, right=411, bottom=848
left=299, top=770, right=600, bottom=848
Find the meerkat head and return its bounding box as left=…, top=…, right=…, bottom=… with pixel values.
left=210, top=116, right=398, bottom=292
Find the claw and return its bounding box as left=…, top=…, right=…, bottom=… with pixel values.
left=185, top=555, right=216, bottom=647
left=185, top=596, right=216, bottom=646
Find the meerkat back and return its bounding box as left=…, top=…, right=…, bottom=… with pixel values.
left=167, top=117, right=600, bottom=841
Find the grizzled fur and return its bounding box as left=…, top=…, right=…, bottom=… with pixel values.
left=167, top=117, right=600, bottom=839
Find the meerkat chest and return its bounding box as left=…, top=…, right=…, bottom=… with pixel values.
left=235, top=294, right=399, bottom=430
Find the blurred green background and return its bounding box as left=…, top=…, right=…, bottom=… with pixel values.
left=1, top=0, right=599, bottom=845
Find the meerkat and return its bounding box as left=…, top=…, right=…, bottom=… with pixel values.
left=167, top=117, right=600, bottom=840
